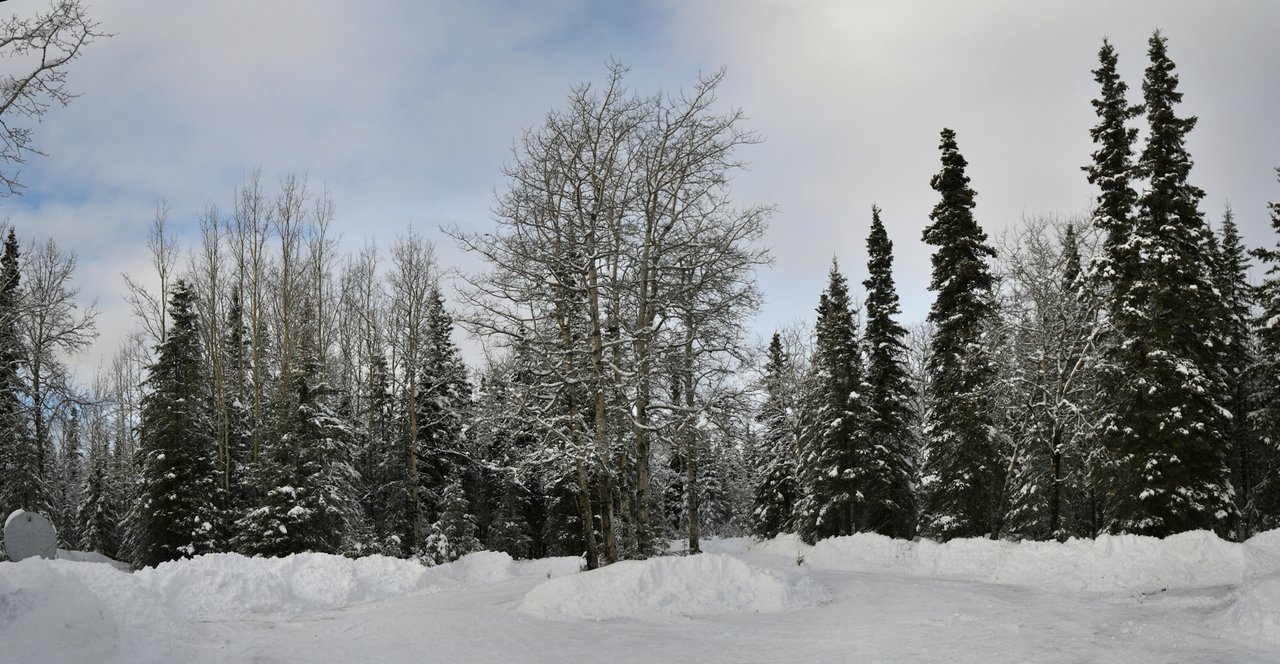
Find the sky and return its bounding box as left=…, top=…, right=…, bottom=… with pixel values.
left=3, top=0, right=1280, bottom=379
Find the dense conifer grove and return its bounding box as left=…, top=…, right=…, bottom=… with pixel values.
left=4, top=32, right=1280, bottom=568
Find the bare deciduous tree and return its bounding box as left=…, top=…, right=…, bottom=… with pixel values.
left=19, top=237, right=98, bottom=481
left=0, top=0, right=106, bottom=195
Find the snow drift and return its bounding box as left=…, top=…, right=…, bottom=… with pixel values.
left=1225, top=572, right=1280, bottom=645
left=752, top=529, right=1280, bottom=593
left=0, top=550, right=581, bottom=662
left=519, top=552, right=830, bottom=621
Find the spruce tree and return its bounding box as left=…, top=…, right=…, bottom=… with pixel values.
left=860, top=206, right=917, bottom=538
left=50, top=407, right=83, bottom=547
left=415, top=287, right=472, bottom=523
left=1083, top=36, right=1141, bottom=536
left=1095, top=33, right=1235, bottom=536
left=234, top=306, right=360, bottom=556
left=77, top=430, right=119, bottom=558
left=798, top=260, right=867, bottom=542
left=365, top=352, right=414, bottom=555
left=1213, top=209, right=1259, bottom=538
left=0, top=227, right=35, bottom=529
left=219, top=292, right=254, bottom=540
left=917, top=128, right=1002, bottom=540
left=750, top=332, right=799, bottom=539
left=421, top=473, right=480, bottom=565
left=129, top=280, right=221, bottom=566
left=1083, top=38, right=1141, bottom=279
left=1251, top=170, right=1280, bottom=532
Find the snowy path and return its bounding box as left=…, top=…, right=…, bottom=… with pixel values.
left=189, top=564, right=1266, bottom=663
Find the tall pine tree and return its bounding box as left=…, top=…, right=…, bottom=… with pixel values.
left=1213, top=209, right=1259, bottom=538
left=234, top=304, right=361, bottom=556
left=1094, top=33, right=1235, bottom=536
left=129, top=280, right=221, bottom=566
left=798, top=260, right=867, bottom=541
left=1083, top=38, right=1142, bottom=284
left=77, top=415, right=119, bottom=557
left=415, top=287, right=472, bottom=527
left=750, top=332, right=799, bottom=539
left=860, top=206, right=916, bottom=538
left=1251, top=170, right=1280, bottom=532
left=917, top=129, right=1002, bottom=541
left=0, top=228, right=36, bottom=533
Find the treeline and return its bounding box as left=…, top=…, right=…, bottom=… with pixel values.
left=3, top=33, right=1280, bottom=568
left=0, top=63, right=770, bottom=567
left=751, top=32, right=1280, bottom=544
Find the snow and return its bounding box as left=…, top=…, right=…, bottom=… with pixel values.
left=520, top=553, right=829, bottom=621
left=753, top=529, right=1280, bottom=593
left=4, top=532, right=1280, bottom=662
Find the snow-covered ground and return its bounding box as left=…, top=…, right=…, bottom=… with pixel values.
left=4, top=531, right=1280, bottom=663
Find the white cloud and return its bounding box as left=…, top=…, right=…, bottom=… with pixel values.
left=5, top=0, right=1280, bottom=378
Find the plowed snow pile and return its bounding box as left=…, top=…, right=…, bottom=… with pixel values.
left=753, top=529, right=1280, bottom=593
left=519, top=553, right=830, bottom=621
left=0, top=550, right=581, bottom=662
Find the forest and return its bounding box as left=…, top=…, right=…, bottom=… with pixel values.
left=0, top=10, right=1278, bottom=573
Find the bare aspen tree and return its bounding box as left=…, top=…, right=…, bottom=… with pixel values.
left=627, top=68, right=763, bottom=556
left=0, top=0, right=106, bottom=195
left=454, top=65, right=768, bottom=564
left=195, top=202, right=229, bottom=491
left=19, top=238, right=99, bottom=482
left=995, top=216, right=1102, bottom=539
left=122, top=202, right=177, bottom=350
left=388, top=230, right=436, bottom=551
left=308, top=188, right=339, bottom=366
left=338, top=243, right=383, bottom=481
left=232, top=170, right=272, bottom=464
left=108, top=334, right=146, bottom=463
left=272, top=173, right=308, bottom=383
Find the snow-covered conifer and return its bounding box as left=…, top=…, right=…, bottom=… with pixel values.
left=860, top=206, right=916, bottom=538
left=917, top=129, right=1002, bottom=541
left=128, top=280, right=221, bottom=566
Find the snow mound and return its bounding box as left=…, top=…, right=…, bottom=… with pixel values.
left=519, top=552, right=829, bottom=621
left=1224, top=573, right=1280, bottom=644
left=136, top=552, right=442, bottom=620
left=1, top=549, right=580, bottom=624
left=755, top=529, right=1280, bottom=593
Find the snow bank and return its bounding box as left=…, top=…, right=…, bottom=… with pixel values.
left=754, top=529, right=1280, bottom=593
left=1224, top=572, right=1280, bottom=645
left=519, top=553, right=829, bottom=621
left=0, top=549, right=580, bottom=632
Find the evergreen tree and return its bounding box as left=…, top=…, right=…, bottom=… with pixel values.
left=415, top=287, right=472, bottom=523
left=485, top=483, right=532, bottom=559
left=421, top=473, right=480, bottom=565
left=1083, top=38, right=1142, bottom=283
left=128, top=280, right=221, bottom=566
left=1094, top=33, right=1235, bottom=536
left=1213, top=209, right=1259, bottom=538
left=750, top=332, right=799, bottom=539
left=0, top=228, right=40, bottom=529
left=365, top=352, right=414, bottom=555
left=234, top=306, right=361, bottom=556
left=76, top=426, right=119, bottom=558
left=798, top=260, right=866, bottom=541
left=1251, top=169, right=1280, bottom=532
left=860, top=206, right=917, bottom=538
left=220, top=292, right=254, bottom=541
left=50, top=407, right=83, bottom=547
left=917, top=128, right=1002, bottom=540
